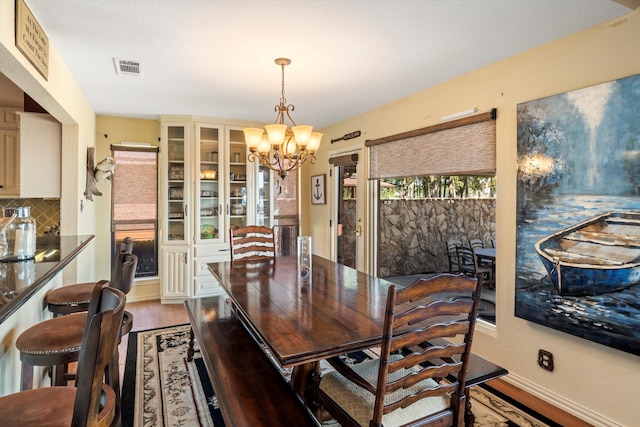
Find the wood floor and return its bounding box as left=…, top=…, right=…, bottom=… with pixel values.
left=118, top=299, right=591, bottom=427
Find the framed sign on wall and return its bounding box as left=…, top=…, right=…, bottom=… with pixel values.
left=311, top=174, right=326, bottom=205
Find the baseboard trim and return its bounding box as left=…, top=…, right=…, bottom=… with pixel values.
left=492, top=373, right=622, bottom=427
left=127, top=278, right=160, bottom=302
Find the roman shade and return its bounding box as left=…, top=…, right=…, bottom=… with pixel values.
left=110, top=144, right=159, bottom=232
left=329, top=153, right=358, bottom=166
left=366, top=109, right=496, bottom=180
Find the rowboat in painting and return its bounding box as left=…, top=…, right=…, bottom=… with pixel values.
left=534, top=211, right=640, bottom=296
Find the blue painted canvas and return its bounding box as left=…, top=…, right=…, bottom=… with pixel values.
left=515, top=73, right=640, bottom=356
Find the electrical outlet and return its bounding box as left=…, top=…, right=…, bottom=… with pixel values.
left=538, top=349, right=554, bottom=371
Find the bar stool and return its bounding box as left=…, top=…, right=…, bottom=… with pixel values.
left=16, top=253, right=137, bottom=389
left=0, top=285, right=126, bottom=427
left=45, top=237, right=133, bottom=317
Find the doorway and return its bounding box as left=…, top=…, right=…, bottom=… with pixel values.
left=336, top=164, right=357, bottom=267
left=331, top=151, right=364, bottom=271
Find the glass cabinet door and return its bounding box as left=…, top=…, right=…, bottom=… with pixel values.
left=197, top=124, right=223, bottom=242
left=227, top=129, right=248, bottom=230
left=167, top=125, right=186, bottom=241
left=257, top=165, right=272, bottom=227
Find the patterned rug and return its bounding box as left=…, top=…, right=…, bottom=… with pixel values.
left=122, top=324, right=558, bottom=427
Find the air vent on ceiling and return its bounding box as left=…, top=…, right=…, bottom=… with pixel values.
left=113, top=58, right=142, bottom=76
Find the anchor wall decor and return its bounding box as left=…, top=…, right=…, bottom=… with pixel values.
left=311, top=174, right=326, bottom=205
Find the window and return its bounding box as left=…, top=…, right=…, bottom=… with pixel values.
left=111, top=145, right=159, bottom=277
left=368, top=111, right=497, bottom=324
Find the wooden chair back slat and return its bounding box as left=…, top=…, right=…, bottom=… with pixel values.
left=230, top=226, right=276, bottom=262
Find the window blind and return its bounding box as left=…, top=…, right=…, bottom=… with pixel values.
left=366, top=110, right=496, bottom=179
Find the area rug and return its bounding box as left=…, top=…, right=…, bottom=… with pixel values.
left=122, top=324, right=559, bottom=427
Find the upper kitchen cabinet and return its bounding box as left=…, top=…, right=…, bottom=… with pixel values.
left=0, top=107, right=20, bottom=196
left=18, top=112, right=61, bottom=198
left=0, top=109, right=61, bottom=198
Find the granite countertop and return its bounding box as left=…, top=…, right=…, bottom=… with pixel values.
left=0, top=234, right=95, bottom=324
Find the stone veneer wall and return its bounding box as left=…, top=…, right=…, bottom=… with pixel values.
left=338, top=199, right=357, bottom=267
left=378, top=198, right=495, bottom=277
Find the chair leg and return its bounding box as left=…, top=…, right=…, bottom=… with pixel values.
left=20, top=363, right=34, bottom=390
left=106, top=350, right=122, bottom=427
left=53, top=363, right=67, bottom=386
left=463, top=387, right=474, bottom=427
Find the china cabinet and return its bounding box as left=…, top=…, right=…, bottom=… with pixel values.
left=159, top=117, right=272, bottom=302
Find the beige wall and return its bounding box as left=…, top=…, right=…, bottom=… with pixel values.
left=302, top=9, right=640, bottom=426
left=0, top=0, right=96, bottom=284
left=95, top=116, right=161, bottom=300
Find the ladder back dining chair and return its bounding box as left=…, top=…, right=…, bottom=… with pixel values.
left=316, top=273, right=483, bottom=427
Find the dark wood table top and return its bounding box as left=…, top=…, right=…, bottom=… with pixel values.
left=207, top=255, right=396, bottom=367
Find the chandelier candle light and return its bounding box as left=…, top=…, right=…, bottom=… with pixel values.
left=243, top=58, right=322, bottom=178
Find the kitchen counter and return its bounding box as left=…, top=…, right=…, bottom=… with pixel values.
left=0, top=234, right=94, bottom=324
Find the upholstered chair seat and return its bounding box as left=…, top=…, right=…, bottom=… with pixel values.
left=319, top=354, right=449, bottom=427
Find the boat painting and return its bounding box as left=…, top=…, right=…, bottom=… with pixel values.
left=535, top=211, right=640, bottom=296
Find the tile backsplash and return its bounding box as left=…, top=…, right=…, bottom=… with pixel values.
left=0, top=199, right=60, bottom=236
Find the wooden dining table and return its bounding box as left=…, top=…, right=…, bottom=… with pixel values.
left=201, top=254, right=507, bottom=425
left=206, top=255, right=392, bottom=393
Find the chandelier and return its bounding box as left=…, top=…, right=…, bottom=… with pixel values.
left=243, top=58, right=322, bottom=178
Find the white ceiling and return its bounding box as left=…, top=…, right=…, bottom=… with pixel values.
left=25, top=0, right=632, bottom=129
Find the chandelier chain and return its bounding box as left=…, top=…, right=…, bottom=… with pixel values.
left=280, top=62, right=287, bottom=106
